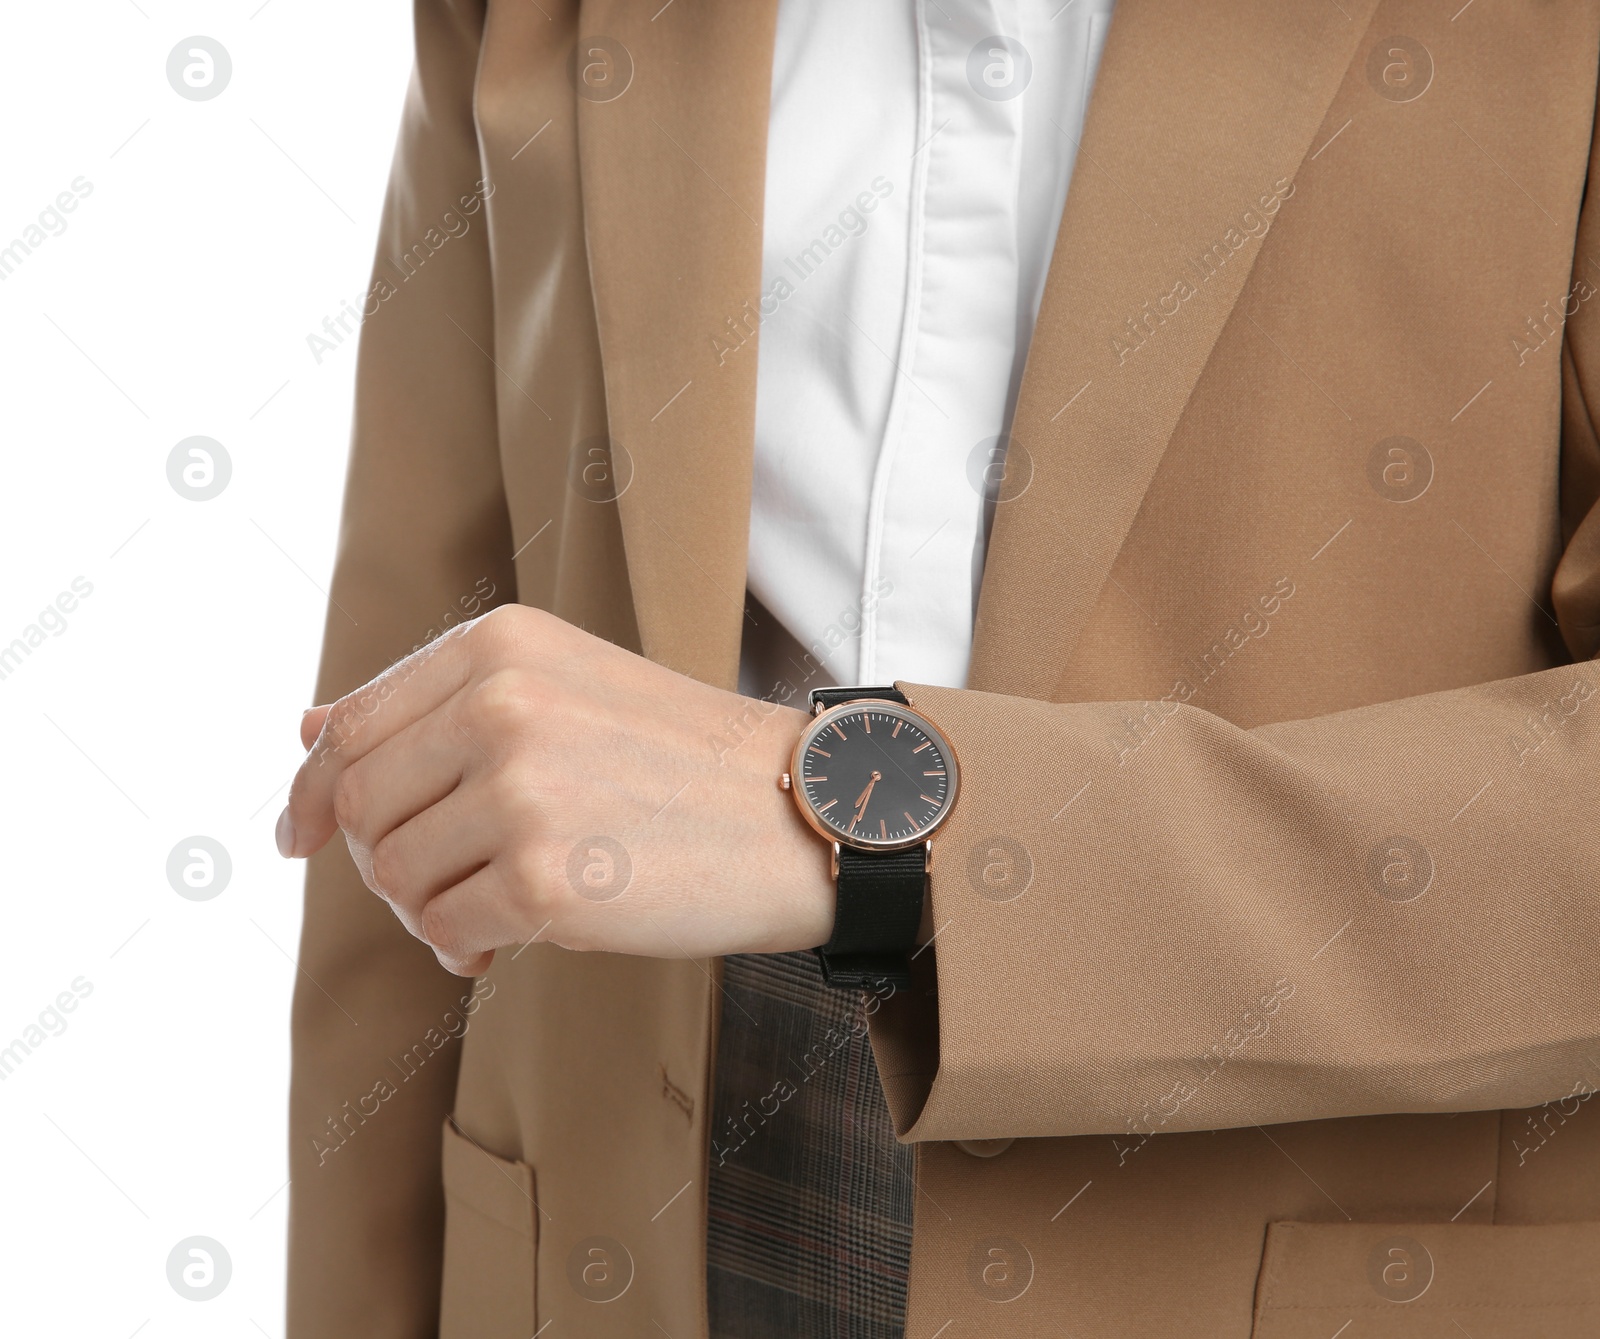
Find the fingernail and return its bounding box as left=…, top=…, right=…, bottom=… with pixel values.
left=275, top=807, right=297, bottom=859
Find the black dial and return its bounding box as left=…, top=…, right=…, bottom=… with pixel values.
left=793, top=701, right=957, bottom=850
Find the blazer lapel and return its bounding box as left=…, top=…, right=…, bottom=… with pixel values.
left=575, top=0, right=779, bottom=690
left=968, top=0, right=1383, bottom=701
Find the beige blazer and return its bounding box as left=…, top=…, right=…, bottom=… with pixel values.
left=287, top=1, right=1600, bottom=1335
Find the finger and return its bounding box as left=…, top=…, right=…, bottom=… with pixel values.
left=417, top=862, right=531, bottom=971
left=300, top=704, right=332, bottom=751
left=280, top=623, right=479, bottom=859
left=437, top=947, right=495, bottom=978
left=336, top=705, right=474, bottom=853
left=366, top=782, right=505, bottom=921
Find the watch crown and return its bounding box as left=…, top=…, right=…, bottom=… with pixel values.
left=778, top=772, right=792, bottom=791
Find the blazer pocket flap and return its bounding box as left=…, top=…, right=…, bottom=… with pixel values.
left=1253, top=1220, right=1600, bottom=1338
left=441, top=1115, right=536, bottom=1236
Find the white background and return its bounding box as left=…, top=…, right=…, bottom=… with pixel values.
left=0, top=3, right=412, bottom=1333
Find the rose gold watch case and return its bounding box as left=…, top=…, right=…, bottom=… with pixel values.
left=782, top=696, right=961, bottom=853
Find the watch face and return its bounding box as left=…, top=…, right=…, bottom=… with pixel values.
left=791, top=699, right=959, bottom=851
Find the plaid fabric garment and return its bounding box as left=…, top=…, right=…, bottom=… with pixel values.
left=706, top=950, right=914, bottom=1339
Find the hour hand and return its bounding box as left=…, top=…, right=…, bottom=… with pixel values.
left=851, top=771, right=881, bottom=823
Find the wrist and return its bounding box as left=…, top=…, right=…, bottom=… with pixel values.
left=749, top=701, right=836, bottom=951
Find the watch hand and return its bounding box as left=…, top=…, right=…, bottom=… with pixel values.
left=852, top=771, right=882, bottom=824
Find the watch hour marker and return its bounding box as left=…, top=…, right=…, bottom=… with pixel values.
left=879, top=819, right=887, bottom=839
left=818, top=799, right=837, bottom=814
left=831, top=722, right=846, bottom=740
left=891, top=720, right=903, bottom=738
left=923, top=769, right=945, bottom=776
left=863, top=714, right=871, bottom=733
left=809, top=776, right=828, bottom=782
left=904, top=810, right=916, bottom=828
left=809, top=745, right=831, bottom=757
left=912, top=741, right=931, bottom=753
left=919, top=794, right=938, bottom=805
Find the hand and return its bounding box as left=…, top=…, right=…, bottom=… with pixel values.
left=277, top=605, right=834, bottom=976
left=851, top=769, right=882, bottom=826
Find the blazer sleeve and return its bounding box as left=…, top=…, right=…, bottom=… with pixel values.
left=286, top=4, right=514, bottom=1335
left=870, top=123, right=1600, bottom=1150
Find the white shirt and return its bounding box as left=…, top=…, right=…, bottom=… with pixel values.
left=741, top=0, right=1117, bottom=698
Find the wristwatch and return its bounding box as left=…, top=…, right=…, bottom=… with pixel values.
left=780, top=686, right=960, bottom=989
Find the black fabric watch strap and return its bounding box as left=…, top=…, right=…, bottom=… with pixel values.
left=809, top=684, right=907, bottom=712
left=815, top=845, right=927, bottom=989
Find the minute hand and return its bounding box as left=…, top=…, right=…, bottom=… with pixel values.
left=851, top=771, right=881, bottom=824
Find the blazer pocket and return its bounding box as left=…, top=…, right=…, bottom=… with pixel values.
left=439, top=1116, right=538, bottom=1339
left=1251, top=1219, right=1600, bottom=1338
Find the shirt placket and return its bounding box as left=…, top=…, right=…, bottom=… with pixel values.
left=859, top=0, right=1026, bottom=688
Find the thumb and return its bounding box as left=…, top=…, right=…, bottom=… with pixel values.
left=300, top=704, right=333, bottom=751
